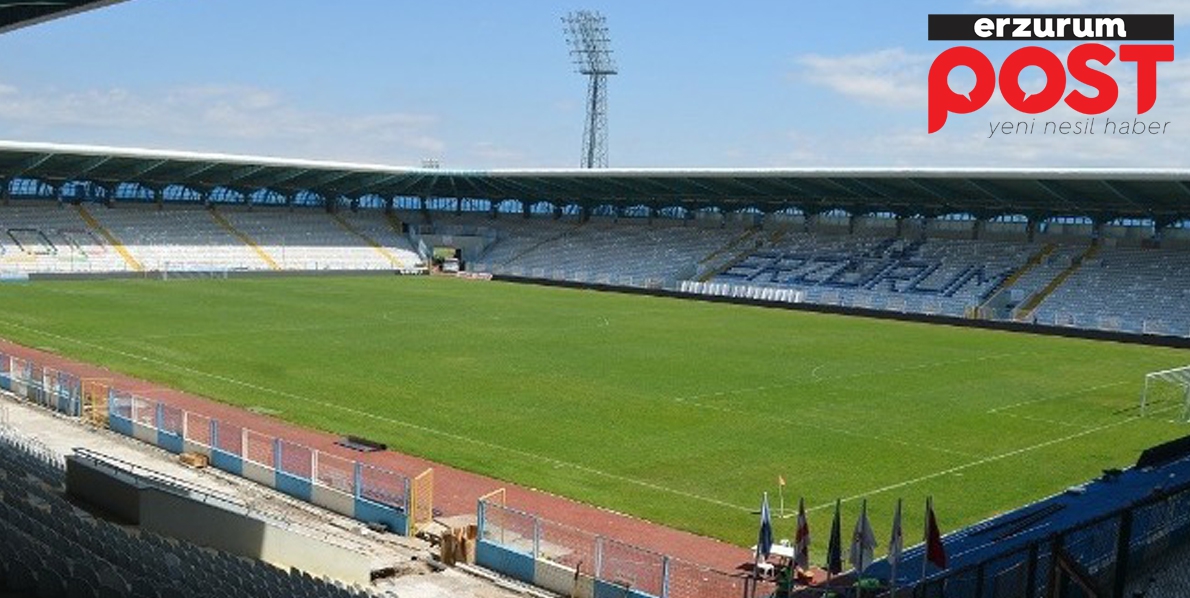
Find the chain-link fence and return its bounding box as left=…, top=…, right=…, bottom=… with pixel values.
left=909, top=480, right=1190, bottom=598
left=479, top=499, right=765, bottom=598
left=0, top=354, right=83, bottom=417
left=0, top=347, right=432, bottom=537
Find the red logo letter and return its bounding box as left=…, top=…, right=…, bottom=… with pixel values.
left=1120, top=44, right=1174, bottom=114
left=999, top=47, right=1065, bottom=114
left=928, top=46, right=996, bottom=133
left=1065, top=43, right=1118, bottom=115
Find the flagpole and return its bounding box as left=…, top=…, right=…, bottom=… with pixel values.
left=751, top=492, right=772, bottom=598
left=920, top=496, right=931, bottom=590
left=855, top=499, right=866, bottom=598
left=779, top=481, right=785, bottom=518
left=890, top=498, right=901, bottom=598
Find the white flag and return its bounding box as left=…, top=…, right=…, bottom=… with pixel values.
left=848, top=500, right=878, bottom=574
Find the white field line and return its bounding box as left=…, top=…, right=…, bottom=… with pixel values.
left=675, top=395, right=977, bottom=458
left=0, top=320, right=754, bottom=513
left=987, top=381, right=1129, bottom=414
left=804, top=403, right=1182, bottom=514
left=1, top=319, right=1168, bottom=520
left=666, top=351, right=1040, bottom=458
left=673, top=350, right=1037, bottom=403
left=993, top=412, right=1094, bottom=429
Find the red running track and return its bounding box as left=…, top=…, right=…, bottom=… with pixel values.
left=0, top=338, right=753, bottom=573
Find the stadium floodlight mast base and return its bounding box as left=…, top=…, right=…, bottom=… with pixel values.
left=563, top=10, right=616, bottom=169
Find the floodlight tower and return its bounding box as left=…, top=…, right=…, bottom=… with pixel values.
left=563, top=10, right=617, bottom=169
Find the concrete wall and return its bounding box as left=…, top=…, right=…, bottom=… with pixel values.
left=983, top=221, right=1029, bottom=241
left=139, top=487, right=372, bottom=585
left=898, top=218, right=926, bottom=239
left=65, top=456, right=142, bottom=524
left=535, top=559, right=595, bottom=598
left=763, top=213, right=805, bottom=230
left=853, top=215, right=897, bottom=235
left=925, top=219, right=976, bottom=239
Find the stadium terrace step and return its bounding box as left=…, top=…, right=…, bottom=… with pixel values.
left=1015, top=243, right=1100, bottom=321
left=977, top=243, right=1056, bottom=315
left=332, top=213, right=405, bottom=268
left=207, top=208, right=281, bottom=271
left=75, top=205, right=144, bottom=272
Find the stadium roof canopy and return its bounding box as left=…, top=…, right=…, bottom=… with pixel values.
left=0, top=0, right=126, bottom=34
left=2, top=141, right=1189, bottom=223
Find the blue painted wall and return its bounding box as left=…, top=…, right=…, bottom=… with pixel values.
left=476, top=541, right=536, bottom=585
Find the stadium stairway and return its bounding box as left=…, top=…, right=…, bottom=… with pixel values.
left=75, top=205, right=144, bottom=272
left=384, top=211, right=403, bottom=235
left=696, top=227, right=759, bottom=273
left=1015, top=242, right=1100, bottom=321
left=697, top=227, right=784, bottom=282
left=977, top=243, right=1056, bottom=314
left=207, top=208, right=281, bottom=271
left=499, top=220, right=585, bottom=267
left=330, top=213, right=404, bottom=268
left=698, top=227, right=758, bottom=266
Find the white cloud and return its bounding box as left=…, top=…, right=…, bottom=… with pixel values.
left=0, top=82, right=445, bottom=165
left=787, top=44, right=1190, bottom=167
left=796, top=48, right=932, bottom=108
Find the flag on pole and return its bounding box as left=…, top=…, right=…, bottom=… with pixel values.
left=826, top=499, right=843, bottom=575
left=794, top=498, right=811, bottom=570
left=757, top=492, right=774, bottom=560
left=888, top=499, right=904, bottom=568
left=888, top=499, right=904, bottom=594
left=848, top=499, right=878, bottom=574
left=925, top=497, right=948, bottom=570
left=777, top=475, right=786, bottom=518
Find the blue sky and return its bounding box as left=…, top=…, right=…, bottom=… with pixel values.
left=0, top=0, right=1185, bottom=168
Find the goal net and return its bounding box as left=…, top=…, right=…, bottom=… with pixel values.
left=1141, top=366, right=1190, bottom=422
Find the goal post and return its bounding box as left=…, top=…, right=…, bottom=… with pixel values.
left=1141, top=366, right=1190, bottom=422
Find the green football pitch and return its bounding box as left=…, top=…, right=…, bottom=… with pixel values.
left=1, top=275, right=1187, bottom=550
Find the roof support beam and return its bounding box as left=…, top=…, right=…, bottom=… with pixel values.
left=1099, top=180, right=1146, bottom=215
left=126, top=158, right=171, bottom=180
left=13, top=152, right=57, bottom=177
left=902, top=178, right=954, bottom=204
left=1032, top=180, right=1082, bottom=214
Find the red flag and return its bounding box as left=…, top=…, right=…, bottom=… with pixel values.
left=925, top=498, right=947, bottom=569
left=794, top=498, right=810, bottom=570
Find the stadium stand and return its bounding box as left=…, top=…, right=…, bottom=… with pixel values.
left=708, top=234, right=1033, bottom=317
left=0, top=203, right=126, bottom=273
left=0, top=424, right=373, bottom=598
left=6, top=199, right=1190, bottom=338
left=470, top=218, right=736, bottom=287
left=1, top=142, right=1187, bottom=337
left=0, top=202, right=424, bottom=274
left=1033, top=246, right=1190, bottom=337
